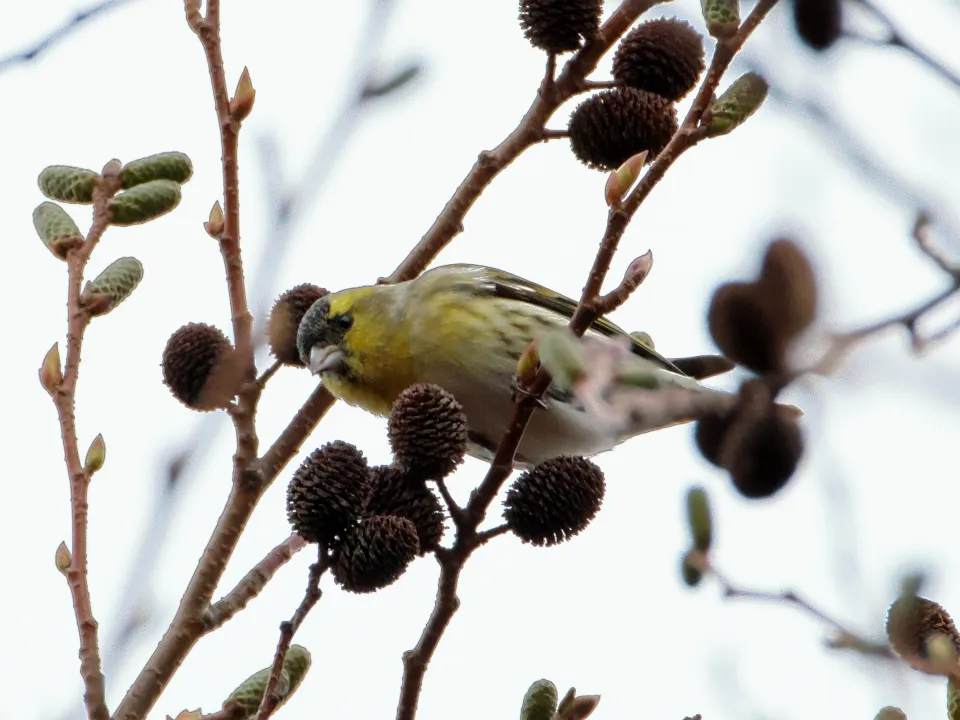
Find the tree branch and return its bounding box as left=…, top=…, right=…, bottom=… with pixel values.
left=204, top=534, right=307, bottom=632
left=805, top=214, right=960, bottom=376
left=53, top=163, right=123, bottom=720
left=395, top=549, right=465, bottom=720
left=0, top=0, right=141, bottom=72
left=848, top=0, right=960, bottom=91
left=254, top=547, right=331, bottom=720
left=687, top=551, right=894, bottom=659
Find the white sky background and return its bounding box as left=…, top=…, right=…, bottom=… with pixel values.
left=3, top=1, right=960, bottom=719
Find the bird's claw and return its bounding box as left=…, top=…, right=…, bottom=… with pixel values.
left=510, top=377, right=549, bottom=408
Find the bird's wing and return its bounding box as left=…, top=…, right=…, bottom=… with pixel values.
left=474, top=266, right=689, bottom=376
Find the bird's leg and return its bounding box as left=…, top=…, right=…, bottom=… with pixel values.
left=509, top=376, right=549, bottom=408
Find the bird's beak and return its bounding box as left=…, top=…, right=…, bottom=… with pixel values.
left=308, top=345, right=345, bottom=376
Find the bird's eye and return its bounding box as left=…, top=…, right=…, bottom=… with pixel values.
left=336, top=313, right=354, bottom=331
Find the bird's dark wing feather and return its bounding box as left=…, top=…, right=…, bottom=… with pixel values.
left=483, top=270, right=688, bottom=375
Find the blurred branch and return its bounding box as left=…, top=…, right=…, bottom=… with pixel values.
left=807, top=213, right=960, bottom=376
left=688, top=551, right=894, bottom=659
left=0, top=0, right=141, bottom=72
left=848, top=0, right=960, bottom=91
left=250, top=0, right=410, bottom=329
left=254, top=547, right=331, bottom=720
left=384, top=0, right=684, bottom=284
left=741, top=53, right=960, bottom=247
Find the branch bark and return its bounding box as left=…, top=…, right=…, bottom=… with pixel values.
left=254, top=548, right=331, bottom=720
left=55, top=164, right=122, bottom=720
left=204, top=534, right=307, bottom=631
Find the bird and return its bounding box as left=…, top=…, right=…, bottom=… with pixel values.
left=296, top=263, right=735, bottom=467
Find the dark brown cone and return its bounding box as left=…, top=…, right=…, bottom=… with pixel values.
left=268, top=284, right=328, bottom=366
left=793, top=0, right=842, bottom=51
left=695, top=408, right=736, bottom=468
left=707, top=283, right=786, bottom=375
left=719, top=382, right=803, bottom=499
left=388, top=384, right=468, bottom=478
left=286, top=441, right=372, bottom=544
left=331, top=515, right=420, bottom=594
left=365, top=465, right=446, bottom=555
left=612, top=18, right=706, bottom=101
left=503, top=456, right=605, bottom=546
left=568, top=87, right=678, bottom=171
left=758, top=239, right=818, bottom=340
left=161, top=323, right=238, bottom=411
left=886, top=595, right=960, bottom=673
left=519, top=0, right=602, bottom=54
left=707, top=238, right=817, bottom=375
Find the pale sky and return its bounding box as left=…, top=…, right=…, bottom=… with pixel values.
left=4, top=1, right=960, bottom=719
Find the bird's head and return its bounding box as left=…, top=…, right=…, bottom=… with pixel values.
left=297, top=287, right=380, bottom=378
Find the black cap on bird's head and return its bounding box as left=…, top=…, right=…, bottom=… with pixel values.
left=297, top=293, right=356, bottom=376
left=297, top=286, right=384, bottom=375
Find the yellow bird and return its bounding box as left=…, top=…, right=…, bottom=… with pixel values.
left=296, top=264, right=733, bottom=466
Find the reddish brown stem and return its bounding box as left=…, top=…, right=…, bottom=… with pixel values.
left=260, top=385, right=337, bottom=481
left=204, top=534, right=307, bottom=631
left=395, top=549, right=465, bottom=720
left=254, top=548, right=330, bottom=720
left=593, top=250, right=653, bottom=314
left=55, top=167, right=121, bottom=720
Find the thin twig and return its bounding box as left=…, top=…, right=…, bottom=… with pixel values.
left=689, top=551, right=894, bottom=659
left=849, top=0, right=960, bottom=91
left=593, top=250, right=653, bottom=315
left=254, top=547, right=331, bottom=720
left=433, top=478, right=468, bottom=531
left=474, top=524, right=510, bottom=545
left=394, top=5, right=782, bottom=719
left=204, top=534, right=307, bottom=631
left=0, top=0, right=141, bottom=71
left=807, top=215, right=960, bottom=375
left=396, top=550, right=465, bottom=720
left=741, top=52, right=960, bottom=247
left=256, top=360, right=283, bottom=390
left=53, top=163, right=123, bottom=720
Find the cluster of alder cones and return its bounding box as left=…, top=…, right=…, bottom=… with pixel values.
left=161, top=287, right=607, bottom=593
left=520, top=0, right=708, bottom=171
